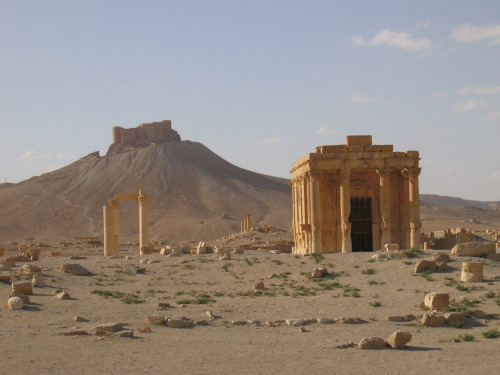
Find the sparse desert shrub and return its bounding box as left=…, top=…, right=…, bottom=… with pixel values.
left=362, top=268, right=375, bottom=275
left=369, top=301, right=382, bottom=307
left=482, top=329, right=500, bottom=339
left=404, top=248, right=422, bottom=258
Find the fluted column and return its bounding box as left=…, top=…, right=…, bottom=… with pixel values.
left=407, top=168, right=421, bottom=249
left=138, top=189, right=150, bottom=254
left=377, top=169, right=392, bottom=249
left=309, top=170, right=322, bottom=253
left=340, top=168, right=352, bottom=253
left=103, top=202, right=115, bottom=256
left=109, top=199, right=120, bottom=254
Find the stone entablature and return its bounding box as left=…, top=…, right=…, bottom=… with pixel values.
left=109, top=120, right=181, bottom=154
left=291, top=135, right=421, bottom=254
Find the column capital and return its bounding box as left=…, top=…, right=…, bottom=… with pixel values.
left=404, top=167, right=421, bottom=179
left=410, top=221, right=422, bottom=230
left=138, top=195, right=149, bottom=205
left=108, top=199, right=120, bottom=209
left=309, top=169, right=320, bottom=180
left=376, top=168, right=392, bottom=179
left=339, top=168, right=350, bottom=180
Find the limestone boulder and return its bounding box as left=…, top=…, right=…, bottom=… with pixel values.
left=387, top=331, right=412, bottom=349
left=61, top=264, right=91, bottom=276
left=56, top=291, right=71, bottom=300
left=2, top=257, right=16, bottom=267
left=420, top=312, right=446, bottom=327
left=286, top=319, right=306, bottom=327
left=94, top=322, right=126, bottom=335
left=424, top=293, right=449, bottom=311
left=487, top=253, right=500, bottom=261
left=7, top=296, right=24, bottom=310
left=147, top=315, right=166, bottom=325
left=444, top=312, right=465, bottom=326
left=166, top=317, right=195, bottom=328
left=254, top=281, right=265, bottom=290
left=311, top=266, right=328, bottom=278
left=414, top=259, right=437, bottom=273
left=317, top=317, right=335, bottom=324
left=461, top=262, right=483, bottom=282
left=19, top=264, right=42, bottom=276
left=451, top=242, right=496, bottom=257
left=385, top=244, right=400, bottom=252
left=9, top=293, right=30, bottom=303
left=0, top=271, right=11, bottom=283
left=432, top=252, right=450, bottom=262
left=358, top=337, right=387, bottom=349
left=31, top=272, right=45, bottom=287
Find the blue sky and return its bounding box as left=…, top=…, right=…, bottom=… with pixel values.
left=1, top=0, right=499, bottom=200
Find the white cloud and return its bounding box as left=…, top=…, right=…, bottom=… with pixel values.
left=18, top=150, right=71, bottom=161
left=412, top=21, right=431, bottom=31
left=259, top=137, right=281, bottom=145
left=429, top=92, right=447, bottom=99
left=350, top=93, right=387, bottom=104
left=453, top=100, right=487, bottom=112
left=458, top=86, right=500, bottom=95
left=451, top=23, right=500, bottom=44
left=352, top=29, right=434, bottom=52
left=315, top=126, right=336, bottom=135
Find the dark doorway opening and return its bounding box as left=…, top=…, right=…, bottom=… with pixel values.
left=350, top=197, right=373, bottom=252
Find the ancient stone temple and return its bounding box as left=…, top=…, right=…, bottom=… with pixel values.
left=291, top=135, right=421, bottom=254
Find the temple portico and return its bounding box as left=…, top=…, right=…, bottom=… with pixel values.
left=291, top=135, right=421, bottom=253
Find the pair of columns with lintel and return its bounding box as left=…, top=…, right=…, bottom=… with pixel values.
left=103, top=189, right=150, bottom=256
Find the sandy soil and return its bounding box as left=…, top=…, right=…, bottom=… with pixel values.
left=1, top=237, right=499, bottom=375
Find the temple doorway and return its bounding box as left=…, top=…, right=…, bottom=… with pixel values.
left=350, top=197, right=373, bottom=252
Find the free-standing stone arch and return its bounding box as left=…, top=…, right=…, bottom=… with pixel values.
left=103, top=189, right=151, bottom=255
left=291, top=135, right=421, bottom=254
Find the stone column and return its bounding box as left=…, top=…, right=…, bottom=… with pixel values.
left=407, top=168, right=422, bottom=249
left=109, top=199, right=120, bottom=255
left=138, top=189, right=150, bottom=255
left=377, top=169, right=392, bottom=249
left=103, top=203, right=115, bottom=256
left=340, top=168, right=352, bottom=253
left=246, top=214, right=251, bottom=231
left=309, top=170, right=322, bottom=253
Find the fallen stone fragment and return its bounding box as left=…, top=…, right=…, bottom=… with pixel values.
left=113, top=330, right=134, bottom=337
left=385, top=244, right=400, bottom=252
left=70, top=256, right=87, bottom=260
left=0, top=272, right=11, bottom=283
left=56, top=291, right=71, bottom=300
left=414, top=259, right=437, bottom=273
left=166, top=317, right=195, bottom=328
left=2, top=257, right=16, bottom=267
left=334, top=341, right=356, bottom=349
left=32, top=272, right=45, bottom=287
left=14, top=255, right=30, bottom=262
left=298, top=327, right=307, bottom=332
left=147, top=260, right=160, bottom=264
left=420, top=312, right=446, bottom=327
left=60, top=264, right=91, bottom=276
left=432, top=252, right=450, bottom=262
left=247, top=320, right=261, bottom=326
left=62, top=330, right=88, bottom=336
left=487, top=253, right=500, bottom=261
left=19, top=264, right=42, bottom=276
left=122, top=264, right=138, bottom=274
left=254, top=281, right=265, bottom=290
left=12, top=281, right=33, bottom=295
left=285, top=319, right=306, bottom=327
left=451, top=242, right=496, bottom=257
left=387, top=331, right=412, bottom=349
left=436, top=261, right=448, bottom=271
left=147, top=315, right=166, bottom=325
left=139, top=259, right=149, bottom=264
left=195, top=320, right=210, bottom=326
left=94, top=322, right=126, bottom=335
left=388, top=316, right=404, bottom=322
left=50, top=251, right=61, bottom=257
left=74, top=316, right=89, bottom=322
left=311, top=266, right=328, bottom=278
left=7, top=296, right=24, bottom=310
left=424, top=293, right=449, bottom=311
left=403, top=314, right=416, bottom=322
left=9, top=293, right=30, bottom=303
left=338, top=317, right=363, bottom=324
left=387, top=252, right=403, bottom=260
left=231, top=320, right=247, bottom=326
left=233, top=248, right=244, bottom=254
left=444, top=312, right=465, bottom=326
left=158, top=302, right=171, bottom=310
left=358, top=337, right=387, bottom=349
left=461, top=262, right=483, bottom=282
left=219, top=250, right=231, bottom=260
left=196, top=242, right=207, bottom=254
left=317, top=317, right=335, bottom=324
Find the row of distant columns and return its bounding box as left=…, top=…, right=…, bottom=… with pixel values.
left=103, top=189, right=149, bottom=256
left=240, top=214, right=251, bottom=232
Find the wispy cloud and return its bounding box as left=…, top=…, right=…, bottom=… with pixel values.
left=352, top=29, right=434, bottom=52
left=259, top=137, right=281, bottom=145
left=453, top=100, right=487, bottom=112
left=458, top=86, right=500, bottom=95
left=350, top=93, right=387, bottom=104
left=315, top=126, right=337, bottom=135
left=487, top=170, right=500, bottom=184
left=429, top=92, right=447, bottom=99
left=451, top=23, right=500, bottom=44
left=18, top=150, right=71, bottom=161
left=412, top=21, right=431, bottom=31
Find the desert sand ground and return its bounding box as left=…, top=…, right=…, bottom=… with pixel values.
left=1, top=232, right=499, bottom=375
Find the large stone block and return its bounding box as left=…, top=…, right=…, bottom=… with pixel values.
left=451, top=242, right=496, bottom=257
left=420, top=312, right=446, bottom=327
left=358, top=337, right=387, bottom=349
left=12, top=281, right=33, bottom=295
left=461, top=262, right=483, bottom=282
left=415, top=259, right=437, bottom=273
left=387, top=331, right=412, bottom=349
left=347, top=135, right=372, bottom=146
left=424, top=293, right=449, bottom=311
left=60, top=264, right=91, bottom=276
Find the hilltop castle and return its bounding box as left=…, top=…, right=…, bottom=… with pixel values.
left=107, top=120, right=181, bottom=155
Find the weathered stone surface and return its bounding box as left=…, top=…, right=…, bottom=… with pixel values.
left=436, top=261, right=448, bottom=271
left=254, top=281, right=265, bottom=290
left=158, top=302, right=171, bottom=310
left=0, top=272, right=11, bottom=283
left=444, top=312, right=465, bottom=325
left=56, top=291, right=71, bottom=300
left=196, top=242, right=207, bottom=254
left=147, top=315, right=166, bottom=325
left=424, top=293, right=449, bottom=311
left=233, top=248, right=244, bottom=254
left=451, top=242, right=496, bottom=257
left=94, top=322, right=126, bottom=335
left=387, top=252, right=403, bottom=260
left=7, top=296, right=24, bottom=310
left=358, top=337, right=387, bottom=349
left=31, top=272, right=45, bottom=287
left=387, top=331, right=412, bottom=349
left=74, top=316, right=89, bottom=322
left=166, top=317, right=195, bottom=328
left=461, top=262, right=483, bottom=282
left=0, top=248, right=5, bottom=257
left=487, top=253, right=500, bottom=261
left=0, top=263, right=11, bottom=271
left=19, top=264, right=42, bottom=276
left=339, top=317, right=362, bottom=324
left=415, top=259, right=437, bottom=273
left=122, top=264, right=137, bottom=274
left=403, top=314, right=416, bottom=322
left=385, top=244, right=400, bottom=252
left=432, top=252, right=450, bottom=262
left=50, top=251, right=61, bottom=257
left=12, top=281, right=33, bottom=295
left=219, top=250, right=231, bottom=260
left=160, top=246, right=171, bottom=255
left=388, top=316, right=404, bottom=322
left=9, top=293, right=30, bottom=303
left=2, top=257, right=16, bottom=267
left=286, top=319, right=306, bottom=327
left=113, top=329, right=134, bottom=337
left=62, top=330, right=88, bottom=336
left=420, top=312, right=446, bottom=327
left=61, top=264, right=91, bottom=276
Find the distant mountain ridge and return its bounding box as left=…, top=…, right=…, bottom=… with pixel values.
left=420, top=194, right=500, bottom=211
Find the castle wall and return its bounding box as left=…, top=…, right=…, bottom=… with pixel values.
left=111, top=120, right=180, bottom=148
